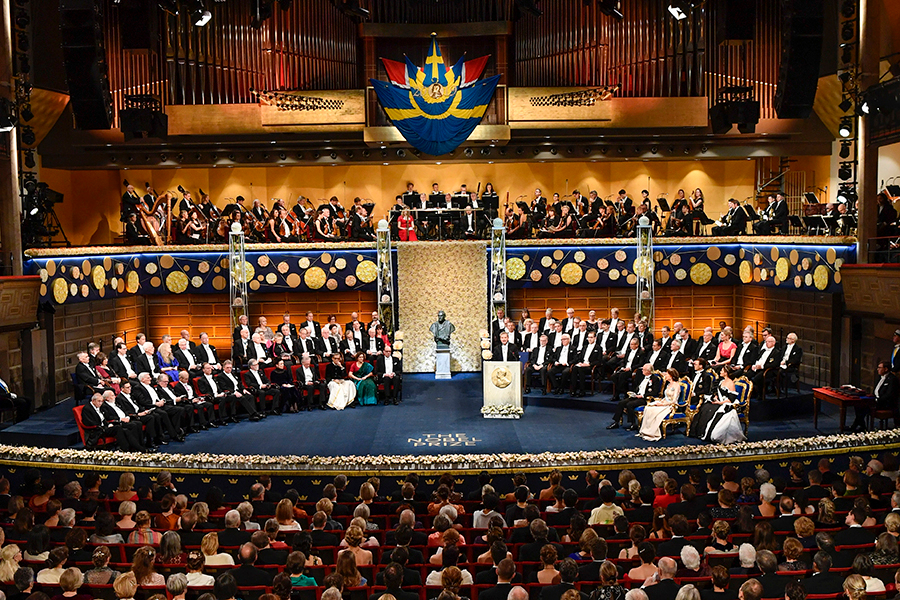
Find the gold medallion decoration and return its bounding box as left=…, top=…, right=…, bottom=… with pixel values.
left=826, top=247, right=837, bottom=264
left=491, top=367, right=513, bottom=389
left=134, top=258, right=141, bottom=269
left=717, top=267, right=728, bottom=279
left=794, top=275, right=802, bottom=288
left=298, top=257, right=311, bottom=269
left=773, top=277, right=781, bottom=286
left=674, top=268, right=687, bottom=281
left=116, top=278, right=125, bottom=293
left=46, top=260, right=56, bottom=277
left=249, top=280, right=260, bottom=291
left=480, top=340, right=491, bottom=349
left=835, top=258, right=844, bottom=269
left=198, top=261, right=210, bottom=274
left=585, top=268, right=600, bottom=284
left=801, top=257, right=811, bottom=271
left=40, top=284, right=46, bottom=297
left=804, top=273, right=813, bottom=287
left=609, top=269, right=620, bottom=281
left=212, top=275, right=227, bottom=290
left=71, top=266, right=81, bottom=279
left=81, top=284, right=89, bottom=297
left=126, top=271, right=140, bottom=294
left=654, top=251, right=664, bottom=262
left=790, top=250, right=799, bottom=265
left=690, top=263, right=712, bottom=285
left=191, top=276, right=203, bottom=288
left=724, top=254, right=736, bottom=266
left=739, top=261, right=752, bottom=284
left=548, top=273, right=561, bottom=285
left=597, top=258, right=609, bottom=270
left=560, top=263, right=583, bottom=285
left=321, top=252, right=332, bottom=264
left=52, top=278, right=68, bottom=304
left=159, top=255, right=175, bottom=269
left=326, top=278, right=338, bottom=290
left=165, top=271, right=189, bottom=294
left=614, top=250, right=627, bottom=262
left=626, top=273, right=637, bottom=285
left=522, top=254, right=530, bottom=261
left=305, top=266, right=327, bottom=289
left=770, top=247, right=779, bottom=261
left=760, top=269, right=769, bottom=281
left=257, top=255, right=270, bottom=268
left=739, top=249, right=745, bottom=259
left=69, top=283, right=78, bottom=296
left=574, top=251, right=586, bottom=263
left=506, top=258, right=526, bottom=280
left=150, top=276, right=161, bottom=288
left=344, top=275, right=357, bottom=287
left=82, top=259, right=91, bottom=275
left=286, top=273, right=302, bottom=288
left=706, top=247, right=721, bottom=261
left=335, top=257, right=347, bottom=270
left=813, top=265, right=830, bottom=290
left=103, top=256, right=113, bottom=270
left=265, top=273, right=278, bottom=285
left=656, top=270, right=670, bottom=284
left=98, top=287, right=105, bottom=298
left=552, top=249, right=564, bottom=261
left=39, top=269, right=48, bottom=282
left=540, top=256, right=553, bottom=268
left=530, top=269, right=542, bottom=282
left=220, top=258, right=228, bottom=269
left=231, top=261, right=255, bottom=284
left=115, top=263, right=125, bottom=275
left=834, top=272, right=841, bottom=284
left=775, top=257, right=790, bottom=281
left=277, top=261, right=290, bottom=274
left=145, top=262, right=158, bottom=275
left=753, top=253, right=763, bottom=266
left=356, top=260, right=378, bottom=283
left=91, top=265, right=106, bottom=290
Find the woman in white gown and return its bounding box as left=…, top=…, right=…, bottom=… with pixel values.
left=702, top=366, right=746, bottom=444
left=638, top=368, right=681, bottom=441
left=325, top=353, right=357, bottom=410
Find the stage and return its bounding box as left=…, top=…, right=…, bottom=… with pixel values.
left=1, top=373, right=894, bottom=473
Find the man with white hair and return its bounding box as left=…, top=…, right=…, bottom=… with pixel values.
left=132, top=372, right=183, bottom=442
left=247, top=333, right=272, bottom=367
left=174, top=338, right=202, bottom=375
left=642, top=557, right=678, bottom=600
left=625, top=591, right=649, bottom=600
left=50, top=508, right=76, bottom=542
left=80, top=393, right=145, bottom=451
left=132, top=342, right=162, bottom=380
left=737, top=543, right=757, bottom=571
left=779, top=332, right=803, bottom=383
left=75, top=351, right=110, bottom=398
left=749, top=336, right=779, bottom=397
left=508, top=587, right=529, bottom=600
left=218, top=509, right=251, bottom=546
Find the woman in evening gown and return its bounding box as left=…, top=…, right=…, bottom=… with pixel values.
left=326, top=353, right=356, bottom=410
left=638, top=368, right=681, bottom=442
left=687, top=358, right=717, bottom=438
left=348, top=352, right=377, bottom=406
left=695, top=366, right=746, bottom=444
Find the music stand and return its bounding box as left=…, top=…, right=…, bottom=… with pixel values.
left=788, top=215, right=803, bottom=234
left=804, top=215, right=828, bottom=236
left=657, top=198, right=670, bottom=213
left=887, top=185, right=900, bottom=197
left=427, top=193, right=443, bottom=208
left=742, top=204, right=759, bottom=221
left=804, top=192, right=819, bottom=205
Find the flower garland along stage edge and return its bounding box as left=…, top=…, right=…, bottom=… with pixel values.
left=481, top=405, right=524, bottom=419
left=1, top=430, right=899, bottom=474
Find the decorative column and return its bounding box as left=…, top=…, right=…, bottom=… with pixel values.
left=0, top=0, right=21, bottom=275
left=635, top=215, right=654, bottom=329
left=488, top=217, right=507, bottom=332
left=228, top=222, right=249, bottom=329
left=376, top=219, right=395, bottom=336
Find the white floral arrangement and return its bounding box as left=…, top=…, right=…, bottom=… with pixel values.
left=0, top=429, right=895, bottom=472
left=481, top=404, right=524, bottom=419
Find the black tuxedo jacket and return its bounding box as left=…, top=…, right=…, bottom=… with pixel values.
left=475, top=570, right=523, bottom=585
left=281, top=322, right=298, bottom=337
left=132, top=382, right=165, bottom=409
left=310, top=528, right=339, bottom=547
left=75, top=363, right=103, bottom=396
left=473, top=584, right=516, bottom=600
left=217, top=528, right=251, bottom=547
left=695, top=340, right=718, bottom=361
left=295, top=337, right=321, bottom=358
left=173, top=348, right=201, bottom=371
left=539, top=583, right=588, bottom=600
left=246, top=342, right=272, bottom=364
left=634, top=372, right=664, bottom=398
left=725, top=206, right=747, bottom=234
left=772, top=199, right=789, bottom=228
left=194, top=344, right=220, bottom=366
left=300, top=321, right=322, bottom=338
left=196, top=374, right=225, bottom=397
left=522, top=332, right=542, bottom=352
left=663, top=352, right=689, bottom=376
left=134, top=353, right=163, bottom=378
left=527, top=345, right=554, bottom=367
left=733, top=341, right=760, bottom=368
left=492, top=343, right=520, bottom=363
left=681, top=337, right=698, bottom=358
left=243, top=369, right=273, bottom=391
left=320, top=337, right=340, bottom=357
left=560, top=317, right=578, bottom=335
left=646, top=349, right=671, bottom=372
left=115, top=393, right=143, bottom=416
left=361, top=336, right=385, bottom=357
left=127, top=344, right=144, bottom=364
left=751, top=346, right=780, bottom=372
left=80, top=404, right=113, bottom=446
left=501, top=329, right=523, bottom=348
left=634, top=331, right=653, bottom=352
left=645, top=579, right=680, bottom=600
left=233, top=324, right=252, bottom=341
left=273, top=336, right=298, bottom=359
left=780, top=345, right=803, bottom=370
left=577, top=343, right=605, bottom=366
left=294, top=364, right=322, bottom=385
left=340, top=339, right=363, bottom=359
left=803, top=572, right=844, bottom=595
left=229, top=564, right=273, bottom=587
left=99, top=402, right=126, bottom=424
left=833, top=526, right=876, bottom=546
left=232, top=338, right=251, bottom=366
left=108, top=354, right=135, bottom=378
left=658, top=336, right=674, bottom=352
left=618, top=348, right=645, bottom=372
left=172, top=381, right=199, bottom=400
left=218, top=371, right=247, bottom=394
left=611, top=331, right=630, bottom=354
left=375, top=356, right=402, bottom=377
left=757, top=574, right=789, bottom=599
left=875, top=372, right=900, bottom=409
left=538, top=317, right=554, bottom=334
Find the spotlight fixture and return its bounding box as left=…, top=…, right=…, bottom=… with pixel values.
left=464, top=148, right=474, bottom=157
left=396, top=149, right=405, bottom=157
left=158, top=0, right=178, bottom=15
left=516, top=147, right=525, bottom=155
left=841, top=20, right=855, bottom=42
left=23, top=149, right=35, bottom=168
left=279, top=152, right=286, bottom=160
left=176, top=153, right=184, bottom=162
left=839, top=141, right=852, bottom=159
left=598, top=0, right=623, bottom=20
left=667, top=0, right=691, bottom=20
left=600, top=147, right=608, bottom=155
left=312, top=151, right=320, bottom=159
left=20, top=125, right=35, bottom=145
left=361, top=149, right=369, bottom=157
left=838, top=117, right=853, bottom=138
left=650, top=146, right=658, bottom=154
left=160, top=154, right=167, bottom=162
left=20, top=103, right=32, bottom=121
left=583, top=147, right=591, bottom=155
left=838, top=97, right=852, bottom=113
left=192, top=8, right=211, bottom=26
left=329, top=152, right=337, bottom=159
left=841, top=44, right=853, bottom=65
left=840, top=0, right=855, bottom=18
left=838, top=160, right=855, bottom=181
left=194, top=153, right=202, bottom=161
left=261, top=152, right=269, bottom=159
left=14, top=10, right=28, bottom=28
left=837, top=185, right=857, bottom=204
left=480, top=147, right=490, bottom=156
left=549, top=147, right=557, bottom=155
left=228, top=153, right=235, bottom=161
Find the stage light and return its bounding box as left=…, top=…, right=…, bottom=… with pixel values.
left=841, top=21, right=855, bottom=42
left=464, top=148, right=474, bottom=157
left=16, top=32, right=27, bottom=52
left=838, top=161, right=855, bottom=181
left=839, top=141, right=852, bottom=159
left=23, top=149, right=35, bottom=168
left=14, top=10, right=28, bottom=28
left=0, top=98, right=18, bottom=132
left=839, top=117, right=852, bottom=137
left=598, top=0, right=623, bottom=20
left=841, top=0, right=855, bottom=19
left=20, top=103, right=32, bottom=122
left=193, top=8, right=211, bottom=26
left=841, top=45, right=853, bottom=65
left=667, top=0, right=691, bottom=20
left=20, top=125, right=35, bottom=145
left=838, top=97, right=852, bottom=113
left=279, top=152, right=286, bottom=160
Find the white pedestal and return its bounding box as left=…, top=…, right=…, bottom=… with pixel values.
left=435, top=349, right=451, bottom=379
left=482, top=361, right=523, bottom=418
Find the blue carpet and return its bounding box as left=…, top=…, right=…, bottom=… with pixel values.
left=3, top=374, right=844, bottom=456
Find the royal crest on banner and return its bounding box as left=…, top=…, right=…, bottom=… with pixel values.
left=369, top=34, right=501, bottom=156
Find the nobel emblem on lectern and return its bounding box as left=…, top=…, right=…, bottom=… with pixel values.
left=491, top=366, right=512, bottom=389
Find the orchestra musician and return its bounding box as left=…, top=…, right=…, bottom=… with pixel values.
left=531, top=188, right=548, bottom=226
left=398, top=208, right=418, bottom=241
left=754, top=192, right=789, bottom=235
left=666, top=195, right=689, bottom=236
left=348, top=205, right=375, bottom=242
left=685, top=188, right=707, bottom=235
left=251, top=199, right=268, bottom=224
left=124, top=213, right=151, bottom=245
left=481, top=182, right=499, bottom=216
left=538, top=203, right=576, bottom=238
left=507, top=202, right=530, bottom=239
left=313, top=207, right=340, bottom=242
left=614, top=189, right=634, bottom=229
left=121, top=183, right=142, bottom=221
left=182, top=209, right=205, bottom=244
left=267, top=207, right=298, bottom=243
left=178, top=188, right=196, bottom=215
left=711, top=198, right=748, bottom=236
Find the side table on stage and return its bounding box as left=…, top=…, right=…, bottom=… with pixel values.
left=813, top=387, right=873, bottom=433
left=482, top=361, right=523, bottom=418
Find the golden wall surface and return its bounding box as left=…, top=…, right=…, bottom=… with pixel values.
left=397, top=242, right=487, bottom=373
left=42, top=160, right=755, bottom=246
